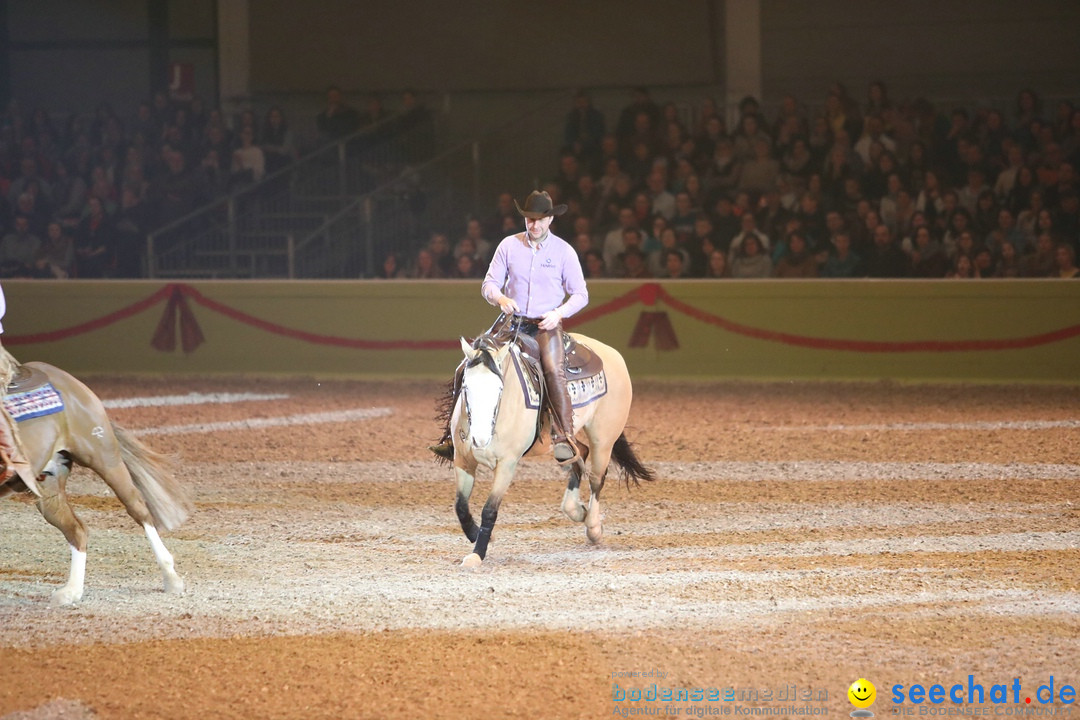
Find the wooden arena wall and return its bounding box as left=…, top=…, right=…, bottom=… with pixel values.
left=5, top=280, right=1079, bottom=383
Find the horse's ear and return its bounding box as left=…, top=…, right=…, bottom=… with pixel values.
left=460, top=336, right=479, bottom=359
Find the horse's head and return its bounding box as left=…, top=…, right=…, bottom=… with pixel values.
left=459, top=335, right=510, bottom=449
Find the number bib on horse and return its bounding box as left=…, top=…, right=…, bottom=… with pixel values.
left=4, top=366, right=65, bottom=422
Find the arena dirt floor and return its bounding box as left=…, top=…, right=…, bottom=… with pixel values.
left=1, top=376, right=1078, bottom=719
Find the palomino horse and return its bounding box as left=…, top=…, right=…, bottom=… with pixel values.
left=449, top=329, right=653, bottom=567
left=1, top=361, right=191, bottom=605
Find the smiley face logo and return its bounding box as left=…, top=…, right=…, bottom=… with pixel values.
left=848, top=678, right=876, bottom=709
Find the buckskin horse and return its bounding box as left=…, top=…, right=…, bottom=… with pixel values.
left=446, top=326, right=653, bottom=567
left=1, top=361, right=191, bottom=605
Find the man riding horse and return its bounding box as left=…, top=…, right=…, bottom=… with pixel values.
left=431, top=190, right=588, bottom=466
left=0, top=281, right=37, bottom=492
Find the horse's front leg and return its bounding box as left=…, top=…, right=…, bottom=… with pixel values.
left=461, top=457, right=518, bottom=568
left=454, top=460, right=479, bottom=543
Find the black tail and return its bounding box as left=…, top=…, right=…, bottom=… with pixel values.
left=610, top=433, right=655, bottom=489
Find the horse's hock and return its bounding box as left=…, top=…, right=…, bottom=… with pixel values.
left=1, top=374, right=1078, bottom=720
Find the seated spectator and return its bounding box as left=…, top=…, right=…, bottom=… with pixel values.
left=602, top=207, right=640, bottom=272
left=708, top=136, right=740, bottom=196
left=74, top=196, right=116, bottom=277
left=972, top=246, right=997, bottom=277
left=113, top=186, right=153, bottom=278
left=452, top=252, right=481, bottom=279
left=947, top=254, right=978, bottom=279
left=425, top=231, right=455, bottom=276
left=12, top=191, right=50, bottom=239
left=908, top=226, right=949, bottom=278
left=33, top=219, right=75, bottom=278
left=853, top=113, right=896, bottom=166
left=865, top=225, right=909, bottom=277
left=728, top=212, right=771, bottom=264
left=1054, top=242, right=1079, bottom=278
left=992, top=241, right=1022, bottom=278
left=231, top=125, right=266, bottom=187
left=729, top=234, right=772, bottom=278
left=316, top=85, right=360, bottom=145
left=376, top=251, right=405, bottom=279
left=583, top=249, right=606, bottom=278
left=148, top=149, right=203, bottom=229
left=50, top=159, right=88, bottom=222
left=563, top=89, right=605, bottom=169
left=644, top=168, right=675, bottom=220
left=0, top=215, right=42, bottom=277
left=731, top=114, right=771, bottom=163
left=737, top=138, right=781, bottom=196
left=772, top=230, right=819, bottom=278
left=1021, top=233, right=1057, bottom=277
left=453, top=232, right=488, bottom=274
left=1055, top=190, right=1080, bottom=248
left=618, top=246, right=652, bottom=279
left=972, top=189, right=999, bottom=238
left=406, top=248, right=444, bottom=279
left=986, top=207, right=1031, bottom=256
left=649, top=227, right=690, bottom=278
left=820, top=232, right=863, bottom=278
left=658, top=248, right=688, bottom=279
left=705, top=249, right=729, bottom=278
left=260, top=106, right=297, bottom=175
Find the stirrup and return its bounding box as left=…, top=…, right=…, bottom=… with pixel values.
left=553, top=439, right=581, bottom=466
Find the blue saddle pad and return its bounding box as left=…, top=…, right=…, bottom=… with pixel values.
left=4, top=383, right=65, bottom=422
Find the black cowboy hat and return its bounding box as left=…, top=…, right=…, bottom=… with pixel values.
left=514, top=190, right=567, bottom=219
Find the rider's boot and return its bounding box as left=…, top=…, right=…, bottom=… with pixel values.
left=0, top=416, right=37, bottom=494
left=539, top=327, right=580, bottom=466
left=429, top=361, right=466, bottom=461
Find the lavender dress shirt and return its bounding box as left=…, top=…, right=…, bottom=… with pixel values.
left=481, top=231, right=588, bottom=318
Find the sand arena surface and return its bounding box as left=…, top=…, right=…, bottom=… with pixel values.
left=1, top=376, right=1079, bottom=719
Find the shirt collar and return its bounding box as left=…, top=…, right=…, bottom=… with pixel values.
left=521, top=231, right=549, bottom=249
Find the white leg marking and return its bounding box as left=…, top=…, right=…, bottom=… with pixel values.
left=561, top=487, right=586, bottom=523
left=585, top=495, right=603, bottom=544
left=51, top=545, right=86, bottom=606
left=144, top=523, right=185, bottom=594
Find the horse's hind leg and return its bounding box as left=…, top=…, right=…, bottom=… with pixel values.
left=561, top=444, right=590, bottom=523
left=35, top=456, right=88, bottom=605
left=93, top=459, right=184, bottom=595
left=584, top=439, right=614, bottom=545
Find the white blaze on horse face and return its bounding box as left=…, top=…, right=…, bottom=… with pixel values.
left=463, top=363, right=503, bottom=449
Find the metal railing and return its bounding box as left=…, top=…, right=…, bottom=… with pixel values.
left=146, top=94, right=568, bottom=279
left=146, top=112, right=439, bottom=279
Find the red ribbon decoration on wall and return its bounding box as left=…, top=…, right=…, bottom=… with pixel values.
left=151, top=285, right=206, bottom=353
left=7, top=282, right=1080, bottom=355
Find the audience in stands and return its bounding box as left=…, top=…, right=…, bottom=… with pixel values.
left=2, top=78, right=1079, bottom=280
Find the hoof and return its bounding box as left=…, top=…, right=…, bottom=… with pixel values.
left=586, top=524, right=603, bottom=544
left=562, top=500, right=587, bottom=523
left=50, top=586, right=83, bottom=606
left=164, top=574, right=185, bottom=595
left=461, top=553, right=483, bottom=568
